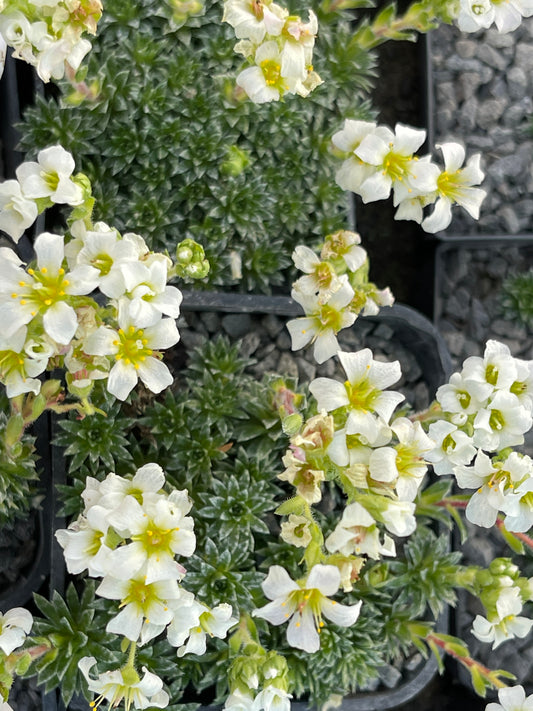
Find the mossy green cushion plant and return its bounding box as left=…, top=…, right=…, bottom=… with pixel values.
left=19, top=0, right=375, bottom=292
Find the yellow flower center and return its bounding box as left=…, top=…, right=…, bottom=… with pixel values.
left=113, top=326, right=154, bottom=369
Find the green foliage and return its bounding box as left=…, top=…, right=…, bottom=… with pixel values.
left=0, top=412, right=40, bottom=525
left=53, top=395, right=135, bottom=475
left=384, top=525, right=462, bottom=618
left=500, top=269, right=533, bottom=330
left=19, top=0, right=375, bottom=291
left=28, top=582, right=122, bottom=705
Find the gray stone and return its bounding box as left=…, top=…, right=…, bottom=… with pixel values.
left=476, top=98, right=508, bottom=130
left=240, top=331, right=261, bottom=358
left=456, top=39, right=477, bottom=59
left=489, top=154, right=529, bottom=181
left=485, top=28, right=516, bottom=48
left=498, top=206, right=522, bottom=234
left=221, top=313, right=252, bottom=338
left=514, top=43, right=533, bottom=73
left=276, top=352, right=299, bottom=378
left=377, top=665, right=402, bottom=689
left=507, top=66, right=528, bottom=100
left=477, top=43, right=509, bottom=71
left=458, top=72, right=482, bottom=101
left=200, top=311, right=221, bottom=333
left=468, top=298, right=490, bottom=341
left=489, top=76, right=509, bottom=99
left=295, top=357, right=316, bottom=382
left=275, top=329, right=292, bottom=351
left=458, top=97, right=478, bottom=132
left=261, top=313, right=285, bottom=338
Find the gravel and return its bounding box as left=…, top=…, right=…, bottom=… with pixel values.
left=429, top=19, right=533, bottom=236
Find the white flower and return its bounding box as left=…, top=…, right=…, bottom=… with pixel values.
left=280, top=515, right=313, bottom=548
left=379, top=498, right=417, bottom=537
left=425, top=420, right=476, bottom=476
left=0, top=607, right=33, bottom=655
left=55, top=504, right=114, bottom=577
left=0, top=180, right=38, bottom=242
left=473, top=390, right=532, bottom=451
left=462, top=340, right=519, bottom=395
left=472, top=587, right=533, bottom=649
left=253, top=564, right=362, bottom=653
left=0, top=325, right=48, bottom=397
left=436, top=371, right=490, bottom=417
left=253, top=686, right=292, bottom=711
left=421, top=143, right=486, bottom=234
left=286, top=280, right=356, bottom=364
left=225, top=690, right=256, bottom=711
left=353, top=123, right=438, bottom=204
left=78, top=656, right=169, bottom=710
left=96, top=574, right=180, bottom=644
left=16, top=146, right=83, bottom=205
left=105, top=491, right=195, bottom=584
left=223, top=0, right=286, bottom=42
left=325, top=501, right=396, bottom=560
left=309, top=349, right=404, bottom=443
left=457, top=0, right=533, bottom=33
left=486, top=686, right=533, bottom=711
left=369, top=418, right=434, bottom=501
left=119, top=256, right=183, bottom=328
left=0, top=233, right=98, bottom=345
left=332, top=120, right=383, bottom=194
left=83, top=310, right=180, bottom=400
left=170, top=602, right=237, bottom=657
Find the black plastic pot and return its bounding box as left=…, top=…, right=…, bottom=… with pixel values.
left=39, top=293, right=453, bottom=711
left=180, top=292, right=452, bottom=711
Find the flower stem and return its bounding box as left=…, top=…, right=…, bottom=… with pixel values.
left=495, top=517, right=533, bottom=550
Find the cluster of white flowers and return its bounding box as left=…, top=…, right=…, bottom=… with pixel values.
left=0, top=607, right=33, bottom=711
left=56, top=464, right=237, bottom=709
left=332, top=120, right=486, bottom=234
left=0, top=0, right=101, bottom=82
left=0, top=146, right=182, bottom=402
left=487, top=685, right=533, bottom=711
left=274, top=348, right=434, bottom=602
left=222, top=0, right=321, bottom=103
left=56, top=463, right=236, bottom=653
left=286, top=230, right=393, bottom=363
left=456, top=0, right=533, bottom=33
left=428, top=340, right=533, bottom=531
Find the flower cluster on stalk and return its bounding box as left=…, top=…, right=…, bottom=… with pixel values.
left=332, top=120, right=486, bottom=234
left=0, top=0, right=101, bottom=82
left=429, top=340, right=533, bottom=531
left=223, top=0, right=321, bottom=103
left=286, top=230, right=393, bottom=363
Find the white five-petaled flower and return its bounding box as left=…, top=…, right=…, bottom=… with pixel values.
left=96, top=573, right=181, bottom=644
left=309, top=348, right=404, bottom=443
left=0, top=233, right=98, bottom=345
left=457, top=0, right=533, bottom=33
left=78, top=656, right=169, bottom=710
left=0, top=325, right=49, bottom=398
left=168, top=600, right=237, bottom=657
left=16, top=145, right=83, bottom=206
left=421, top=142, right=486, bottom=234
left=486, top=685, right=533, bottom=711
left=0, top=607, right=33, bottom=655
left=353, top=123, right=438, bottom=205
left=325, top=501, right=396, bottom=560
left=472, top=586, right=533, bottom=649
left=83, top=308, right=180, bottom=400
left=253, top=564, right=362, bottom=653
left=286, top=280, right=356, bottom=364
left=425, top=420, right=477, bottom=476
left=105, top=490, right=195, bottom=584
